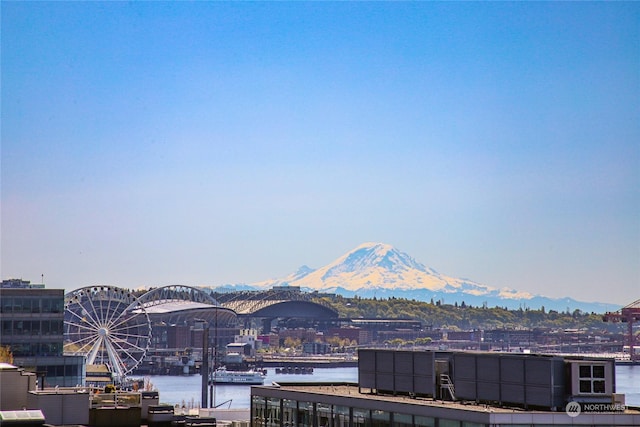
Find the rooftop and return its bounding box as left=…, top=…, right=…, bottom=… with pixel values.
left=0, top=363, right=18, bottom=370
left=267, top=382, right=523, bottom=413
left=254, top=381, right=640, bottom=423
left=140, top=301, right=215, bottom=314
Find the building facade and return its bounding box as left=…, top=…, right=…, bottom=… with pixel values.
left=0, top=280, right=85, bottom=386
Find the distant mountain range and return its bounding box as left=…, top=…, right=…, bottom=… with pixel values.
left=218, top=242, right=618, bottom=313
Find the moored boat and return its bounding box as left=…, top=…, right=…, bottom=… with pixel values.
left=209, top=366, right=265, bottom=385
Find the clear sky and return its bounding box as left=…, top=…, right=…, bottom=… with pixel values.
left=2, top=2, right=638, bottom=305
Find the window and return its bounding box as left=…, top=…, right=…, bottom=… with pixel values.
left=20, top=298, right=32, bottom=313
left=414, top=415, right=435, bottom=427
left=251, top=396, right=265, bottom=426
left=298, top=401, right=314, bottom=427
left=30, top=321, right=41, bottom=335
left=266, top=397, right=281, bottom=427
left=65, top=364, right=79, bottom=376
left=1, top=297, right=13, bottom=313
left=353, top=408, right=370, bottom=427
left=51, top=300, right=63, bottom=313
left=371, top=409, right=389, bottom=427
left=393, top=413, right=412, bottom=427
left=32, top=299, right=41, bottom=313
left=282, top=399, right=297, bottom=427
left=2, top=320, right=12, bottom=336
left=316, top=403, right=332, bottom=427
left=14, top=321, right=25, bottom=335
left=577, top=364, right=607, bottom=394
left=333, top=406, right=350, bottom=427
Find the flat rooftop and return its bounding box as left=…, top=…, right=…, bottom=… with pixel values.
left=263, top=383, right=527, bottom=414
left=257, top=382, right=640, bottom=416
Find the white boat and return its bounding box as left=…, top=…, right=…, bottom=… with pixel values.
left=209, top=367, right=265, bottom=385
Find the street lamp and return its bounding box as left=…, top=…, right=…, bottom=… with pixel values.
left=195, top=318, right=209, bottom=408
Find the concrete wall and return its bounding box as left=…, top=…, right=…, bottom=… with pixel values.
left=0, top=364, right=37, bottom=410
left=26, top=390, right=90, bottom=425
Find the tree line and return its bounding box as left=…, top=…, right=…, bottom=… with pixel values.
left=313, top=295, right=619, bottom=331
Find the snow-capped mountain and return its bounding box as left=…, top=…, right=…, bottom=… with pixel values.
left=254, top=242, right=523, bottom=296
left=247, top=242, right=615, bottom=313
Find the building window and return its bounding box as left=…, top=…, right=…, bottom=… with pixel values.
left=251, top=395, right=265, bottom=426
left=333, top=405, right=350, bottom=427
left=282, top=399, right=297, bottom=427
left=371, top=409, right=389, bottom=427
left=1, top=297, right=13, bottom=313
left=353, top=408, right=370, bottom=427
left=393, top=413, right=412, bottom=427
left=266, top=397, right=281, bottom=427
left=316, top=402, right=332, bottom=427
left=30, top=320, right=41, bottom=335
left=2, top=320, right=12, bottom=336
left=32, top=299, right=42, bottom=313
left=414, top=415, right=435, bottom=427
left=578, top=364, right=606, bottom=394
left=298, top=401, right=314, bottom=427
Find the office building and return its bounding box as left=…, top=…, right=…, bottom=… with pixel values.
left=0, top=279, right=85, bottom=386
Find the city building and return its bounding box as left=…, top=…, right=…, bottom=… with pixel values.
left=0, top=279, right=85, bottom=387
left=302, top=341, right=331, bottom=355
left=251, top=348, right=639, bottom=426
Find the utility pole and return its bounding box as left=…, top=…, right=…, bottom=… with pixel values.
left=209, top=305, right=219, bottom=408
left=201, top=323, right=209, bottom=408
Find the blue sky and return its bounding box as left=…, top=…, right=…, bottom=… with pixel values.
left=2, top=2, right=638, bottom=306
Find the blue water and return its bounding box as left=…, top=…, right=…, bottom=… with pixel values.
left=149, top=365, right=640, bottom=409
left=149, top=367, right=358, bottom=408
left=616, top=364, right=640, bottom=408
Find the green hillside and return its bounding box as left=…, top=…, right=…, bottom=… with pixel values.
left=313, top=295, right=618, bottom=331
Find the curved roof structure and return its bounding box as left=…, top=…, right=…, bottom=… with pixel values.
left=249, top=300, right=339, bottom=318
left=133, top=285, right=235, bottom=327
left=66, top=285, right=338, bottom=331
left=136, top=285, right=219, bottom=308
left=215, top=288, right=339, bottom=318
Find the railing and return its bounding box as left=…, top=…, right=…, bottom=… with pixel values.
left=90, top=391, right=141, bottom=408
left=440, top=374, right=455, bottom=400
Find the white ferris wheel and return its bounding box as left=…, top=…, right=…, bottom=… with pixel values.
left=64, top=285, right=152, bottom=380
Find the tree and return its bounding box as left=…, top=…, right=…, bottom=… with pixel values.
left=283, top=337, right=301, bottom=350
left=0, top=346, right=14, bottom=364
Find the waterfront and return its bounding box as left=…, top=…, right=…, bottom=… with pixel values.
left=148, top=367, right=358, bottom=408
left=617, top=364, right=640, bottom=408
left=147, top=365, right=639, bottom=409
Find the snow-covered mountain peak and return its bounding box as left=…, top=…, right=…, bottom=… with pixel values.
left=232, top=243, right=613, bottom=312
left=252, top=242, right=497, bottom=294
left=325, top=242, right=427, bottom=277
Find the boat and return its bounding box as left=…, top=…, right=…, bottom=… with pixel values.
left=209, top=367, right=265, bottom=385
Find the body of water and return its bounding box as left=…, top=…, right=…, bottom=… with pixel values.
left=616, top=364, right=640, bottom=408
left=149, top=365, right=639, bottom=409
left=149, top=367, right=359, bottom=409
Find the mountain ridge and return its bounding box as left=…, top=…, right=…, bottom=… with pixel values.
left=237, top=242, right=618, bottom=313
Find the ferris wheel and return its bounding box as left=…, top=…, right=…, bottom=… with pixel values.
left=64, top=285, right=152, bottom=380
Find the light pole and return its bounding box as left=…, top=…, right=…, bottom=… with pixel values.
left=200, top=321, right=209, bottom=408
left=209, top=304, right=219, bottom=408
